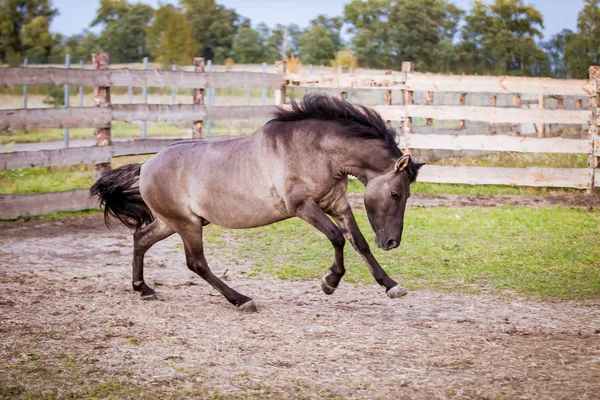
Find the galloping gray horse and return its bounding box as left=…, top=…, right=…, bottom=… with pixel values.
left=91, top=94, right=424, bottom=312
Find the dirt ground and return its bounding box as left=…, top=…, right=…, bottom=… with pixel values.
left=1, top=196, right=599, bottom=399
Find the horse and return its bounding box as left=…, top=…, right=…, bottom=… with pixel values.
left=90, top=94, right=424, bottom=313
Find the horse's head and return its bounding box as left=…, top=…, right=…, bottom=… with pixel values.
left=364, top=155, right=424, bottom=251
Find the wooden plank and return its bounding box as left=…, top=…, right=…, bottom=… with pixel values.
left=112, top=104, right=277, bottom=123
left=0, top=103, right=585, bottom=132
left=112, top=138, right=182, bottom=157
left=0, top=189, right=99, bottom=220
left=0, top=107, right=111, bottom=132
left=206, top=105, right=278, bottom=121
left=409, top=73, right=592, bottom=96
left=0, top=67, right=283, bottom=89
left=285, top=72, right=407, bottom=89
left=111, top=104, right=206, bottom=123
left=404, top=105, right=588, bottom=124
left=0, top=105, right=278, bottom=132
left=401, top=134, right=589, bottom=154
left=418, top=165, right=592, bottom=189
left=0, top=139, right=186, bottom=170
left=0, top=146, right=112, bottom=170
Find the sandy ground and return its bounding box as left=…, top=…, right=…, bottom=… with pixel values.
left=1, top=199, right=600, bottom=399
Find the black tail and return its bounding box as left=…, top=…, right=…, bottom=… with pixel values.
left=90, top=163, right=154, bottom=230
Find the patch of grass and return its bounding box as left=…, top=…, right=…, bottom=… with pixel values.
left=203, top=207, right=600, bottom=300
left=0, top=155, right=153, bottom=195
left=0, top=210, right=102, bottom=224
left=0, top=164, right=94, bottom=194
left=347, top=178, right=579, bottom=196
left=430, top=151, right=588, bottom=169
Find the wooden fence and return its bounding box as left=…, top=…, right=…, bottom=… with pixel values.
left=0, top=55, right=598, bottom=219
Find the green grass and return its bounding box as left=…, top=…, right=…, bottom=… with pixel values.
left=0, top=165, right=95, bottom=194
left=202, top=207, right=600, bottom=300
left=346, top=178, right=579, bottom=196
left=430, top=151, right=588, bottom=169
left=0, top=155, right=153, bottom=194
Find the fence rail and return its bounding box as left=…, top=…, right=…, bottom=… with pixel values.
left=0, top=67, right=283, bottom=90
left=0, top=56, right=598, bottom=219
left=0, top=105, right=278, bottom=132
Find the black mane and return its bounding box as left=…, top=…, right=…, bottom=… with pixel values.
left=272, top=94, right=421, bottom=182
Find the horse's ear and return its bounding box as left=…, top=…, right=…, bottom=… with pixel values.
left=394, top=155, right=411, bottom=173
left=414, top=162, right=426, bottom=170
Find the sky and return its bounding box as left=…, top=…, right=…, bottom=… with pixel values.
left=50, top=0, right=583, bottom=41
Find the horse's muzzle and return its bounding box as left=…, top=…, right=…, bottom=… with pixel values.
left=376, top=236, right=400, bottom=251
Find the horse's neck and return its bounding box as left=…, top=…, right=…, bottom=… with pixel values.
left=335, top=141, right=395, bottom=184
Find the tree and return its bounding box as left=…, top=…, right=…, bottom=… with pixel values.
left=564, top=0, right=600, bottom=78
left=387, top=0, right=463, bottom=72
left=299, top=26, right=338, bottom=65
left=344, top=0, right=395, bottom=68
left=180, top=0, right=240, bottom=62
left=91, top=0, right=154, bottom=62
left=146, top=4, right=199, bottom=67
left=344, top=0, right=462, bottom=71
left=298, top=15, right=343, bottom=66
left=460, top=0, right=548, bottom=76
left=63, top=30, right=102, bottom=63
left=0, top=0, right=59, bottom=64
left=232, top=22, right=268, bottom=63
left=264, top=24, right=301, bottom=61
left=541, top=29, right=572, bottom=78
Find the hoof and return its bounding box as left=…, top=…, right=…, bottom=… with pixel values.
left=386, top=285, right=408, bottom=299
left=321, top=276, right=337, bottom=295
left=239, top=300, right=258, bottom=313
left=141, top=292, right=157, bottom=301
left=133, top=281, right=156, bottom=300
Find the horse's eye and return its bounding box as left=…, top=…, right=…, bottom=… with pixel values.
left=391, top=191, right=399, bottom=200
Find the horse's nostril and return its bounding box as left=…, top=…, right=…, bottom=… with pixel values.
left=385, top=239, right=398, bottom=249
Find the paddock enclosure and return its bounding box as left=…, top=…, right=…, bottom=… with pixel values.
left=1, top=55, right=599, bottom=218
left=1, top=57, right=600, bottom=399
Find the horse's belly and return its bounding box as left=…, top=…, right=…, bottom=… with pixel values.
left=198, top=202, right=290, bottom=229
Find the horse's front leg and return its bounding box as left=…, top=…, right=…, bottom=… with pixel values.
left=330, top=197, right=407, bottom=299
left=292, top=199, right=346, bottom=294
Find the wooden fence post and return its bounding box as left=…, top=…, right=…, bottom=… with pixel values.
left=384, top=70, right=392, bottom=127
left=576, top=99, right=583, bottom=137
left=536, top=94, right=546, bottom=138
left=425, top=91, right=434, bottom=126
left=275, top=60, right=287, bottom=105
left=401, top=61, right=414, bottom=155
left=489, top=95, right=497, bottom=134
left=588, top=66, right=599, bottom=191
left=337, top=66, right=348, bottom=100
left=458, top=93, right=467, bottom=130
left=512, top=94, right=521, bottom=136
left=92, top=52, right=111, bottom=180
left=192, top=57, right=205, bottom=139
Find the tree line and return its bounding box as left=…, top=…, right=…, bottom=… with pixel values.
left=1, top=0, right=599, bottom=78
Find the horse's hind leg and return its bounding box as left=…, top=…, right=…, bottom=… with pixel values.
left=179, top=219, right=257, bottom=312
left=132, top=218, right=175, bottom=298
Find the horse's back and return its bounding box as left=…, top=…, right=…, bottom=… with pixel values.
left=139, top=135, right=291, bottom=228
